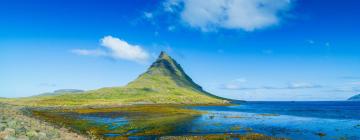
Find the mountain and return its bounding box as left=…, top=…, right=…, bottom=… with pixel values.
left=35, top=89, right=84, bottom=97
left=348, top=94, right=360, bottom=101
left=126, top=51, right=226, bottom=100
left=24, top=52, right=229, bottom=106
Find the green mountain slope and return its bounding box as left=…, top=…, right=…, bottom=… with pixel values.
left=348, top=94, right=360, bottom=101
left=17, top=52, right=229, bottom=106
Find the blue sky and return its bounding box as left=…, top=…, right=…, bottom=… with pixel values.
left=1, top=0, right=360, bottom=100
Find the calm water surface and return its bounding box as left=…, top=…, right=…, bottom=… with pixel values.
left=79, top=101, right=360, bottom=140
left=188, top=101, right=360, bottom=140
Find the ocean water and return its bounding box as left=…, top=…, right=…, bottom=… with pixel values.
left=77, top=101, right=360, bottom=140
left=187, top=101, right=360, bottom=140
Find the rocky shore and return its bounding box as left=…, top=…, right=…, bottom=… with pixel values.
left=0, top=103, right=88, bottom=140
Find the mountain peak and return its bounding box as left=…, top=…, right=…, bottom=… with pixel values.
left=125, top=51, right=227, bottom=102
left=155, top=51, right=174, bottom=67
left=158, top=51, right=169, bottom=59
left=148, top=51, right=182, bottom=77
left=128, top=52, right=209, bottom=94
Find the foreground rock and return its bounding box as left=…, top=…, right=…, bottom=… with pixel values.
left=0, top=103, right=88, bottom=140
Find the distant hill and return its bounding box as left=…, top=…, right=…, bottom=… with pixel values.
left=348, top=94, right=360, bottom=101
left=19, top=52, right=229, bottom=106
left=35, top=89, right=84, bottom=97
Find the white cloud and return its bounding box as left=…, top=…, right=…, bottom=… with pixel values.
left=331, top=87, right=360, bottom=93
left=71, top=49, right=106, bottom=56
left=287, top=82, right=322, bottom=89
left=222, top=81, right=322, bottom=90
left=164, top=0, right=292, bottom=31
left=101, top=36, right=149, bottom=62
left=71, top=36, right=149, bottom=63
left=163, top=0, right=181, bottom=12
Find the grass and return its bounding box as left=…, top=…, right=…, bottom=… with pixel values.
left=6, top=77, right=227, bottom=106
left=2, top=52, right=229, bottom=107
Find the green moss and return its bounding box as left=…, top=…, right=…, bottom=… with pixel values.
left=230, top=125, right=241, bottom=131
left=31, top=105, right=203, bottom=139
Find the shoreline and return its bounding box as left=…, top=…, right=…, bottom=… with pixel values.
left=0, top=103, right=89, bottom=140
left=1, top=102, right=292, bottom=140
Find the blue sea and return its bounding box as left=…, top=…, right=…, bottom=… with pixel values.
left=187, top=101, right=360, bottom=140
left=79, top=101, right=360, bottom=140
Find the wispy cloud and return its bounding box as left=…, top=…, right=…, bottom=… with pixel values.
left=287, top=82, right=322, bottom=89
left=163, top=0, right=181, bottom=13
left=306, top=39, right=332, bottom=47
left=340, top=76, right=360, bottom=80
left=163, top=0, right=293, bottom=32
left=330, top=87, right=360, bottom=93
left=71, top=49, right=106, bottom=56
left=71, top=36, right=150, bottom=63
left=221, top=78, right=247, bottom=90
left=221, top=81, right=322, bottom=90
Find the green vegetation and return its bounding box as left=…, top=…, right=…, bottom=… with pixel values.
left=230, top=125, right=241, bottom=131
left=31, top=105, right=203, bottom=139
left=0, top=103, right=87, bottom=140
left=29, top=105, right=289, bottom=140
left=4, top=52, right=228, bottom=107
